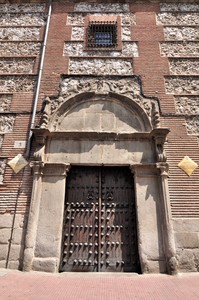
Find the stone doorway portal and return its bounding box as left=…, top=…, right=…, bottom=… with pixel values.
left=61, top=166, right=140, bottom=273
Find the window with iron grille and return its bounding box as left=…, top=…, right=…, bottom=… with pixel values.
left=87, top=21, right=117, bottom=49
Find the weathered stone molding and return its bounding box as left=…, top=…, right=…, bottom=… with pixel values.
left=0, top=58, right=35, bottom=74
left=164, top=27, right=199, bottom=41
left=0, top=42, right=41, bottom=56
left=169, top=59, right=199, bottom=76
left=0, top=95, right=12, bottom=112
left=74, top=3, right=129, bottom=12
left=68, top=58, right=133, bottom=76
left=0, top=76, right=36, bottom=93
left=185, top=116, right=199, bottom=135
left=160, top=3, right=199, bottom=12
left=39, top=77, right=160, bottom=131
left=43, top=163, right=71, bottom=177
left=165, top=76, right=199, bottom=95
left=157, top=13, right=199, bottom=26
left=0, top=27, right=40, bottom=41
left=0, top=158, right=6, bottom=184
left=0, top=115, right=15, bottom=133
left=64, top=41, right=138, bottom=57
left=160, top=42, right=199, bottom=57
left=175, top=96, right=199, bottom=114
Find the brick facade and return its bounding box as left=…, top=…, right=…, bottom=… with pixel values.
left=0, top=0, right=199, bottom=273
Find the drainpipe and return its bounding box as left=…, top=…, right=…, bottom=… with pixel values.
left=25, top=0, right=52, bottom=157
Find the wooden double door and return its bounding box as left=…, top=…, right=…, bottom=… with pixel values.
left=61, top=166, right=140, bottom=272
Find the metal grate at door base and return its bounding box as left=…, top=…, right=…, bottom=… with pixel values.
left=87, top=21, right=118, bottom=49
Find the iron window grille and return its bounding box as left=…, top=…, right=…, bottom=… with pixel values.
left=87, top=21, right=118, bottom=49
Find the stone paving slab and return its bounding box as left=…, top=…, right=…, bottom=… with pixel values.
left=0, top=269, right=199, bottom=300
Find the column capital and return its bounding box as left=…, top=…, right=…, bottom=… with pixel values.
left=43, top=163, right=71, bottom=177
left=29, top=161, right=44, bottom=175
left=156, top=162, right=169, bottom=177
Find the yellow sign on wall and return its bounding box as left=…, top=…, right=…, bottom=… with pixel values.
left=178, top=156, right=198, bottom=177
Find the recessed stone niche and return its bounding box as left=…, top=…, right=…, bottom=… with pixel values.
left=163, top=27, right=199, bottom=41
left=165, top=77, right=199, bottom=95
left=169, top=59, right=199, bottom=75
left=175, top=96, right=199, bottom=114
left=0, top=58, right=35, bottom=74
left=160, top=42, right=199, bottom=57
left=68, top=58, right=133, bottom=76
left=185, top=116, right=199, bottom=135
left=0, top=42, right=41, bottom=56
left=0, top=76, right=36, bottom=93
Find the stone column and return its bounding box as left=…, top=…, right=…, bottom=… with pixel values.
left=157, top=162, right=178, bottom=275
left=23, top=161, right=44, bottom=271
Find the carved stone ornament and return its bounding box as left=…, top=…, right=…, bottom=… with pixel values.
left=39, top=76, right=161, bottom=130
left=152, top=128, right=170, bottom=163
left=32, top=129, right=48, bottom=161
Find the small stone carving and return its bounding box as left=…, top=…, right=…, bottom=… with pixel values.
left=165, top=77, right=199, bottom=95
left=155, top=137, right=167, bottom=163
left=74, top=3, right=129, bottom=13
left=160, top=3, right=199, bottom=12
left=0, top=76, right=36, bottom=93
left=185, top=116, right=199, bottom=135
left=169, top=59, right=199, bottom=75
left=157, top=13, right=199, bottom=26
left=0, top=159, right=6, bottom=184
left=40, top=97, right=51, bottom=129
left=68, top=58, right=133, bottom=75
left=0, top=13, right=46, bottom=26
left=0, top=42, right=41, bottom=56
left=0, top=134, right=3, bottom=148
left=151, top=102, right=160, bottom=129
left=0, top=95, right=12, bottom=112
left=160, top=42, right=199, bottom=57
left=0, top=27, right=40, bottom=41
left=64, top=42, right=138, bottom=57
left=60, top=77, right=140, bottom=100
left=175, top=96, right=199, bottom=114
left=0, top=58, right=35, bottom=74
left=164, top=27, right=199, bottom=41
left=0, top=4, right=45, bottom=13
left=0, top=115, right=15, bottom=132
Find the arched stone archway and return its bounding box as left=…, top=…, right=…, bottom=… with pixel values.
left=23, top=78, right=178, bottom=275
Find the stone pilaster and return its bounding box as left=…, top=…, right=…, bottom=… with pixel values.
left=157, top=162, right=178, bottom=275
left=23, top=161, right=44, bottom=271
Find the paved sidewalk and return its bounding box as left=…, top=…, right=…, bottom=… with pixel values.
left=0, top=269, right=199, bottom=300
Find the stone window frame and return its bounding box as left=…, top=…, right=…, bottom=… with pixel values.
left=84, top=15, right=122, bottom=51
